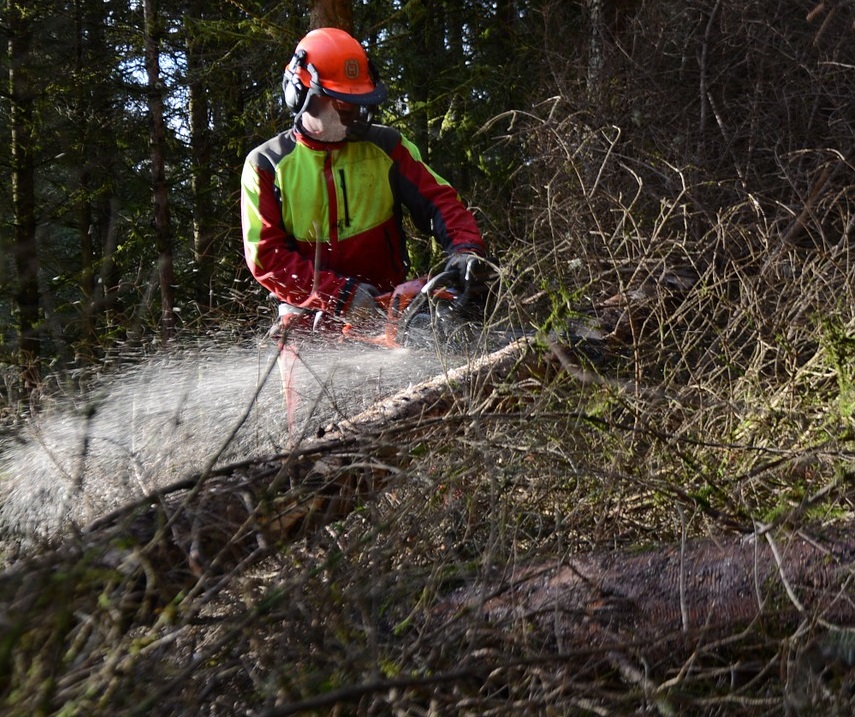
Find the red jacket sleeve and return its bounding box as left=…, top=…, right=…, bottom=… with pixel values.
left=390, top=134, right=485, bottom=257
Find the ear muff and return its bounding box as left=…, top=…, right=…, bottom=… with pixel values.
left=367, top=57, right=381, bottom=91
left=282, top=50, right=306, bottom=113
left=282, top=49, right=320, bottom=115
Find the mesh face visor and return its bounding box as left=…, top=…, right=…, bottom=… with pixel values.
left=320, top=59, right=387, bottom=137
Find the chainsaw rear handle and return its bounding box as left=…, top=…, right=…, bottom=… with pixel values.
left=372, top=270, right=461, bottom=342
left=399, top=270, right=459, bottom=334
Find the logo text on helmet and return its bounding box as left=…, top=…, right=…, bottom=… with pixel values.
left=344, top=58, right=360, bottom=80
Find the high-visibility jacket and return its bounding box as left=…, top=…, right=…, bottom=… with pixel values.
left=241, top=125, right=484, bottom=316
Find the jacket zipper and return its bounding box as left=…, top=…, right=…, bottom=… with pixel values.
left=338, top=169, right=351, bottom=227
left=323, top=151, right=339, bottom=252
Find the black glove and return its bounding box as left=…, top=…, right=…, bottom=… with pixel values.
left=443, top=252, right=495, bottom=306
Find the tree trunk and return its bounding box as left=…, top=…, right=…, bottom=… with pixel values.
left=310, top=0, right=353, bottom=31
left=437, top=527, right=855, bottom=657
left=585, top=0, right=604, bottom=110
left=143, top=0, right=176, bottom=342
left=403, top=0, right=445, bottom=274
left=73, top=0, right=96, bottom=348
left=8, top=0, right=40, bottom=390
left=407, top=0, right=444, bottom=161
left=20, top=339, right=536, bottom=600
left=185, top=1, right=216, bottom=311
left=73, top=0, right=120, bottom=352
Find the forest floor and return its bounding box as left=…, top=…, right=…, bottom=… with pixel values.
left=1, top=298, right=854, bottom=715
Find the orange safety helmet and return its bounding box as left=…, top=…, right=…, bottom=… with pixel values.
left=283, top=28, right=387, bottom=115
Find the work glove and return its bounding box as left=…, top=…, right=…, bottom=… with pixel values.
left=443, top=252, right=495, bottom=309
left=345, top=282, right=382, bottom=323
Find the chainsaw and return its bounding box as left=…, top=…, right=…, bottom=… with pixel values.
left=269, top=270, right=486, bottom=441
left=271, top=269, right=484, bottom=353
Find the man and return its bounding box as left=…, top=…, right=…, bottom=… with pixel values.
left=241, top=27, right=490, bottom=331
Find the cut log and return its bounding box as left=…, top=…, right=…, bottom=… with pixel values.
left=433, top=527, right=855, bottom=658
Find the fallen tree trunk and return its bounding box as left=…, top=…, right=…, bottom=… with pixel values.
left=86, top=337, right=539, bottom=585
left=434, top=527, right=855, bottom=656
left=409, top=527, right=855, bottom=717
left=0, top=338, right=544, bottom=708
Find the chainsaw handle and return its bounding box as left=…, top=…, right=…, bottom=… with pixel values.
left=397, top=270, right=460, bottom=336
left=421, top=270, right=460, bottom=296
left=374, top=270, right=458, bottom=306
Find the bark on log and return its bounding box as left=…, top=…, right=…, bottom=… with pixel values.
left=434, top=527, right=855, bottom=659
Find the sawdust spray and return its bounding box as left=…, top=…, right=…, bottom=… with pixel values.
left=0, top=341, right=449, bottom=544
